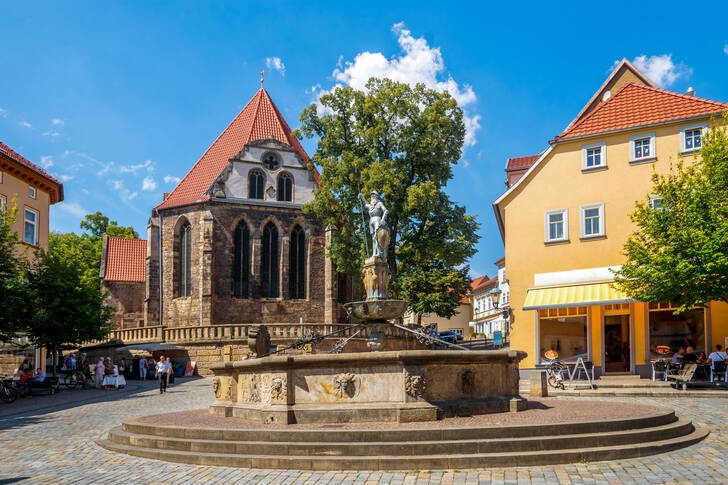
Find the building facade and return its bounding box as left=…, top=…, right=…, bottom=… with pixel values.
left=494, top=59, right=728, bottom=376
left=470, top=258, right=511, bottom=338
left=0, top=141, right=64, bottom=374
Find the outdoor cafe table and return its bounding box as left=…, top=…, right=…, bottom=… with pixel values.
left=102, top=374, right=126, bottom=389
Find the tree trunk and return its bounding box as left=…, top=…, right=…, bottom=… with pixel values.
left=417, top=313, right=422, bottom=326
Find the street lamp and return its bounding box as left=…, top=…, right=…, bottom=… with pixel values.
left=488, top=286, right=502, bottom=309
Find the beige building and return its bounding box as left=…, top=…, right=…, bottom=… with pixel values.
left=0, top=140, right=64, bottom=374
left=403, top=298, right=473, bottom=338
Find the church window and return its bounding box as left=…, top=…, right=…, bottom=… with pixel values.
left=261, top=222, right=279, bottom=298
left=233, top=221, right=250, bottom=298
left=277, top=173, right=293, bottom=202
left=248, top=170, right=264, bottom=199
left=289, top=225, right=306, bottom=299
left=178, top=221, right=192, bottom=297
left=262, top=152, right=281, bottom=171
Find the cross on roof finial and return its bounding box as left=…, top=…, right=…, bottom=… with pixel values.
left=260, top=70, right=265, bottom=86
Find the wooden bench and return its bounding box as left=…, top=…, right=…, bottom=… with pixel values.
left=29, top=376, right=60, bottom=395
left=666, top=363, right=697, bottom=390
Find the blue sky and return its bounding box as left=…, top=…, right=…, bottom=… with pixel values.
left=1, top=1, right=727, bottom=278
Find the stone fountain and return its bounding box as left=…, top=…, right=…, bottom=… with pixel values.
left=208, top=191, right=527, bottom=424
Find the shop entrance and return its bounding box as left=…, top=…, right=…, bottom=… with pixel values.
left=604, top=314, right=630, bottom=373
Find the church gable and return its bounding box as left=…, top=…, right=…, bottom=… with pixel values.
left=207, top=138, right=316, bottom=205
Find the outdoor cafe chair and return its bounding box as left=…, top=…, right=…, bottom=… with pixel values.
left=711, top=360, right=727, bottom=383
left=651, top=360, right=668, bottom=381
left=666, top=363, right=698, bottom=390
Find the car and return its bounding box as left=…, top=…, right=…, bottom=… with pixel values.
left=437, top=330, right=463, bottom=344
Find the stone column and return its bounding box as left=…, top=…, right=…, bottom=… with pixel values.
left=324, top=229, right=336, bottom=324
left=145, top=216, right=160, bottom=327
left=200, top=212, right=214, bottom=326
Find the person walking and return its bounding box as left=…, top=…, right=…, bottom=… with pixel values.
left=94, top=358, right=105, bottom=389
left=155, top=355, right=168, bottom=394
left=165, top=357, right=173, bottom=388
left=139, top=356, right=147, bottom=381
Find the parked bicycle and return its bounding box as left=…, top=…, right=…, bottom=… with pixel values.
left=543, top=350, right=568, bottom=390
left=60, top=369, right=87, bottom=390
left=1, top=377, right=18, bottom=403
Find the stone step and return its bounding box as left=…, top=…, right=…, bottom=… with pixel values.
left=96, top=425, right=709, bottom=470
left=549, top=388, right=728, bottom=397
left=121, top=410, right=676, bottom=442
left=106, top=417, right=693, bottom=456
left=600, top=374, right=642, bottom=379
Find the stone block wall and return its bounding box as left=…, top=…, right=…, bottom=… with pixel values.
left=102, top=281, right=145, bottom=329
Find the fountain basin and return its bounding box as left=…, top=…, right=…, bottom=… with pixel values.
left=343, top=299, right=409, bottom=321
left=209, top=350, right=527, bottom=424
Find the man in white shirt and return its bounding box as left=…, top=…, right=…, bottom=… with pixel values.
left=155, top=355, right=169, bottom=394
left=708, top=344, right=728, bottom=364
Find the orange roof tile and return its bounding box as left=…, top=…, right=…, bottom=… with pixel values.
left=557, top=83, right=728, bottom=140
left=0, top=140, right=64, bottom=203
left=103, top=237, right=146, bottom=282
left=156, top=88, right=317, bottom=210
left=505, top=154, right=540, bottom=172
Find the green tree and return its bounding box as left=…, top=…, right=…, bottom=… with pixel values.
left=614, top=119, right=728, bottom=311
left=80, top=211, right=139, bottom=240
left=0, top=200, right=35, bottom=342
left=296, top=78, right=479, bottom=320
left=27, top=250, right=113, bottom=375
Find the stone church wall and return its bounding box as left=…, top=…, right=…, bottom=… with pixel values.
left=102, top=280, right=145, bottom=329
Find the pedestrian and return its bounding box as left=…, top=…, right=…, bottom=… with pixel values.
left=95, top=358, right=105, bottom=388
left=165, top=357, right=173, bottom=387
left=78, top=353, right=89, bottom=379
left=139, top=356, right=147, bottom=381
left=155, top=355, right=168, bottom=394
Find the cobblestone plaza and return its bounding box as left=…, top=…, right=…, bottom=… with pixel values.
left=1, top=378, right=726, bottom=484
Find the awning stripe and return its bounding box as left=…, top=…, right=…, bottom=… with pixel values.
left=523, top=282, right=636, bottom=310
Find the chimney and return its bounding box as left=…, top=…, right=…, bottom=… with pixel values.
left=163, top=192, right=170, bottom=200
left=686, top=87, right=696, bottom=97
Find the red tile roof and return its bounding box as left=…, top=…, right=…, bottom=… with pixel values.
left=0, top=141, right=64, bottom=203
left=473, top=276, right=498, bottom=293
left=505, top=154, right=540, bottom=172
left=156, top=88, right=318, bottom=210
left=103, top=237, right=146, bottom=282
left=557, top=83, right=728, bottom=140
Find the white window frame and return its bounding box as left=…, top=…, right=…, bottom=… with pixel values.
left=680, top=122, right=708, bottom=154
left=24, top=207, right=39, bottom=246
left=29, top=186, right=36, bottom=199
left=544, top=208, right=568, bottom=243
left=649, top=195, right=664, bottom=210
left=0, top=194, right=5, bottom=217
left=629, top=132, right=656, bottom=163
left=580, top=203, right=605, bottom=239
left=581, top=141, right=607, bottom=171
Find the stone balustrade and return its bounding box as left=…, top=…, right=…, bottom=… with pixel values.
left=115, top=325, right=165, bottom=343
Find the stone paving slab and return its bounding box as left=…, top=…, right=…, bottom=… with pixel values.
left=0, top=377, right=726, bottom=484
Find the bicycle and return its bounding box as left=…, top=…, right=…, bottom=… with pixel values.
left=544, top=358, right=568, bottom=390
left=1, top=377, right=18, bottom=403
left=61, top=369, right=87, bottom=390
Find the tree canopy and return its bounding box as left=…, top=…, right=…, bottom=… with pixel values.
left=614, top=118, right=728, bottom=311
left=296, top=78, right=479, bottom=319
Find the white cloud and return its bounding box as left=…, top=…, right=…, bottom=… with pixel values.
left=42, top=131, right=60, bottom=137
left=328, top=22, right=480, bottom=146
left=265, top=57, right=286, bottom=76
left=0, top=108, right=7, bottom=118
left=127, top=191, right=138, bottom=200
left=40, top=155, right=54, bottom=168
left=164, top=175, right=181, bottom=185
left=141, top=176, right=157, bottom=191
left=724, top=44, right=728, bottom=56
left=631, top=54, right=691, bottom=88
left=118, top=159, right=153, bottom=174
left=19, top=120, right=32, bottom=128
left=51, top=118, right=64, bottom=126
left=56, top=200, right=87, bottom=217
left=59, top=174, right=74, bottom=182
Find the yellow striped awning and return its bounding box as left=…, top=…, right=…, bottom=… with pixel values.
left=523, top=282, right=635, bottom=310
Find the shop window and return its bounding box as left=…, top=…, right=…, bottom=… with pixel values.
left=538, top=306, right=587, bottom=364
left=648, top=307, right=705, bottom=359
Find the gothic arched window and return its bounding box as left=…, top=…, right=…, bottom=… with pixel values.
left=277, top=173, right=293, bottom=202
left=233, top=221, right=250, bottom=298
left=178, top=221, right=192, bottom=297
left=289, top=225, right=306, bottom=299
left=248, top=170, right=264, bottom=199
left=261, top=222, right=279, bottom=298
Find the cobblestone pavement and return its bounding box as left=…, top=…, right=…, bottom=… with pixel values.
left=1, top=377, right=727, bottom=484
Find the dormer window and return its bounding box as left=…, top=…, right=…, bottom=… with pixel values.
left=248, top=170, right=265, bottom=199
left=262, top=152, right=281, bottom=171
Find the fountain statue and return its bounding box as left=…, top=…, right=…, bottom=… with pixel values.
left=205, top=187, right=527, bottom=424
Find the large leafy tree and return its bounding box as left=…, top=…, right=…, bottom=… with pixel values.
left=614, top=119, right=728, bottom=311
left=296, top=78, right=479, bottom=320
left=0, top=201, right=35, bottom=342
left=27, top=249, right=113, bottom=374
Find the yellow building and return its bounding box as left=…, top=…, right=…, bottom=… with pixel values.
left=493, top=59, right=728, bottom=377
